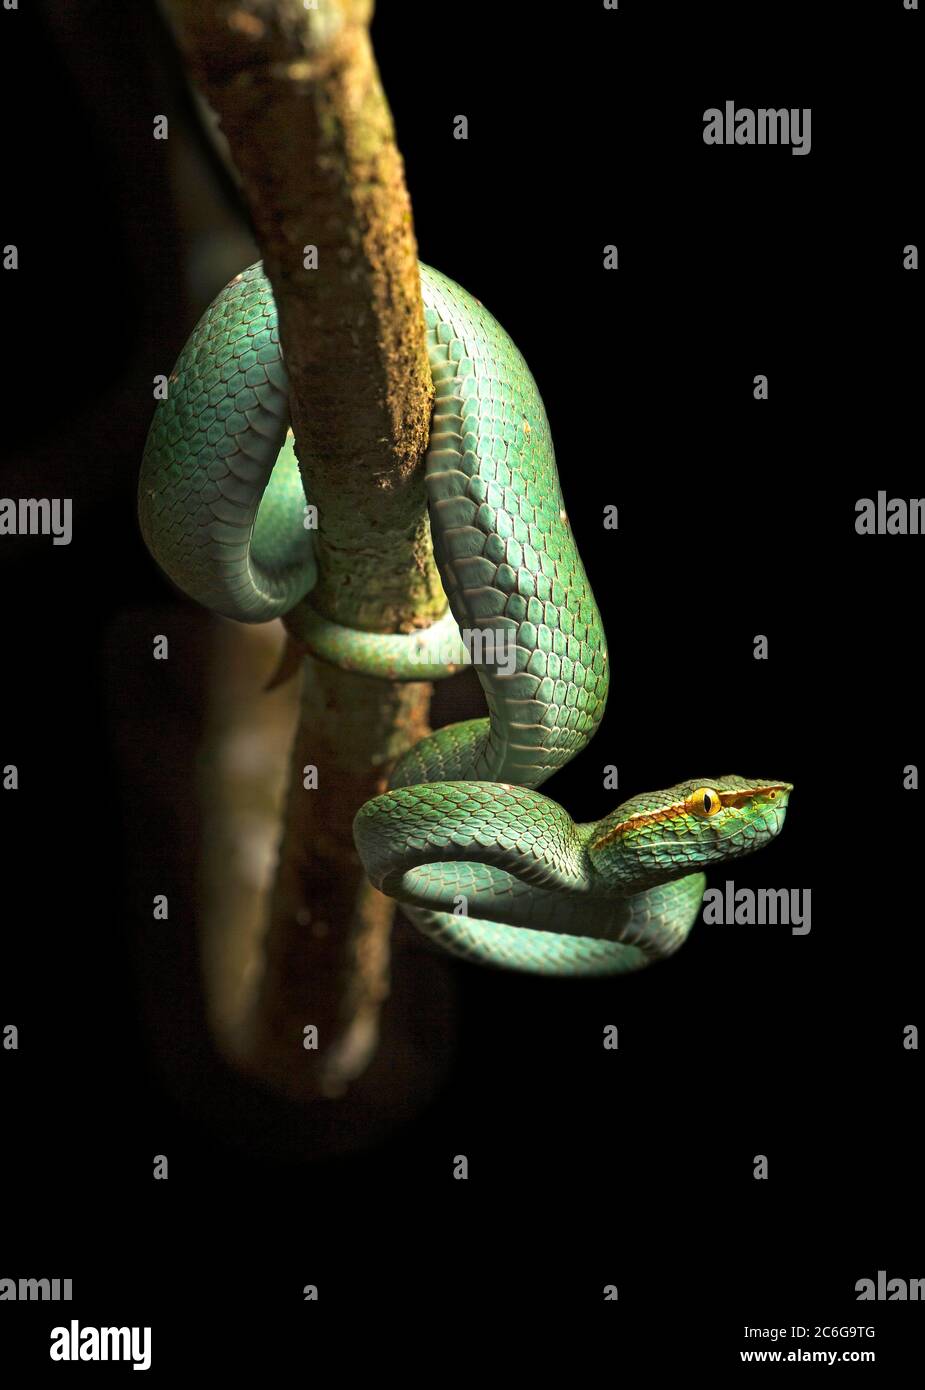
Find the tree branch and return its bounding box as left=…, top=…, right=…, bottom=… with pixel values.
left=164, top=0, right=446, bottom=1098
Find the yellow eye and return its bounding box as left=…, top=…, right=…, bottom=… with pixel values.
left=689, top=786, right=723, bottom=818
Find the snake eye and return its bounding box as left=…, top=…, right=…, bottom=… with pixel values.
left=689, top=786, right=722, bottom=819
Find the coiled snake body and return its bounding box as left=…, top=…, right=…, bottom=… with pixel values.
left=140, top=262, right=791, bottom=976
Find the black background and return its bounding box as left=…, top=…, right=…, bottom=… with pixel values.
left=0, top=0, right=921, bottom=1375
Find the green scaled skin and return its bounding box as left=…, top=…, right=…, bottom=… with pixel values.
left=140, top=261, right=792, bottom=976
left=355, top=776, right=791, bottom=976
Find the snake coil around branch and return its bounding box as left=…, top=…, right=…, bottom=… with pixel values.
left=140, top=261, right=791, bottom=976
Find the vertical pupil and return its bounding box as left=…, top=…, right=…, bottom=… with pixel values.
left=703, top=794, right=713, bottom=812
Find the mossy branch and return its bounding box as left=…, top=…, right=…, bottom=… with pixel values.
left=164, top=0, right=445, bottom=1099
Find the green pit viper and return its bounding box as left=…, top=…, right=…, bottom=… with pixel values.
left=139, top=261, right=791, bottom=977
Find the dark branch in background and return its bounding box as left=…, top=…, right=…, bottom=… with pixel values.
left=164, top=0, right=448, bottom=1098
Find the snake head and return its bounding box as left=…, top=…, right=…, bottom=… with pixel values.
left=586, top=776, right=792, bottom=894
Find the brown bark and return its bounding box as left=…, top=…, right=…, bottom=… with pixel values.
left=163, top=0, right=443, bottom=626
left=239, top=661, right=434, bottom=1097
left=164, top=0, right=448, bottom=1098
